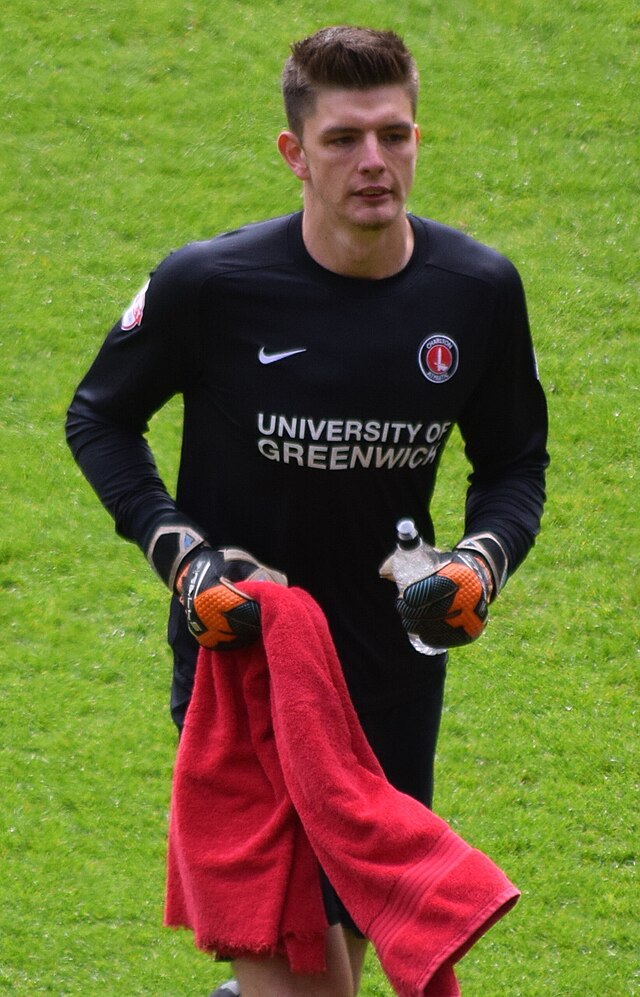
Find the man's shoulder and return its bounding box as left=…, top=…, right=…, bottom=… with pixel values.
left=154, top=213, right=297, bottom=287
left=414, top=215, right=520, bottom=289
left=205, top=213, right=296, bottom=266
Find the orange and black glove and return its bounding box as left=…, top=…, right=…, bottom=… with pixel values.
left=145, top=517, right=287, bottom=650
left=397, top=535, right=507, bottom=649
left=177, top=547, right=287, bottom=650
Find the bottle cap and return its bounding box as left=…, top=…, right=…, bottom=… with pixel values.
left=396, top=518, right=418, bottom=542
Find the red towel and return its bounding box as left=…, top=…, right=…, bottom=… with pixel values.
left=165, top=584, right=519, bottom=995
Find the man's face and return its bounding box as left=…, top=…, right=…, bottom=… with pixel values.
left=283, top=85, right=420, bottom=234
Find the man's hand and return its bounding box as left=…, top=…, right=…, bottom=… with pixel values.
left=398, top=549, right=494, bottom=649
left=177, top=548, right=287, bottom=650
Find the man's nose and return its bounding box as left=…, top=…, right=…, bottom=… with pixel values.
left=358, top=134, right=385, bottom=173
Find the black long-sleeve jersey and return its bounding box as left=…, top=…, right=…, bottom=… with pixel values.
left=67, top=211, right=548, bottom=714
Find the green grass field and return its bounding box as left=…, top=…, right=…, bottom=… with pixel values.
left=1, top=0, right=638, bottom=994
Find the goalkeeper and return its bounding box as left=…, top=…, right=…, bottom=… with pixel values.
left=66, top=23, right=548, bottom=997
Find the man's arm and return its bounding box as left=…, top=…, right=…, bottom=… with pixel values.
left=66, top=250, right=202, bottom=554
left=389, top=260, right=548, bottom=652
left=65, top=403, right=189, bottom=555
left=66, top=252, right=286, bottom=650
left=457, top=260, right=549, bottom=588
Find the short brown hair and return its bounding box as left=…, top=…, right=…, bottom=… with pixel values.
left=282, top=26, right=419, bottom=136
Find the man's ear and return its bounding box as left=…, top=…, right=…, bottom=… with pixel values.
left=277, top=130, right=309, bottom=180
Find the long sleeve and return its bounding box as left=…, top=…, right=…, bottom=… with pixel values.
left=458, top=261, right=548, bottom=576
left=66, top=249, right=202, bottom=551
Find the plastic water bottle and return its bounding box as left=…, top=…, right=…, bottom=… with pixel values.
left=379, top=518, right=446, bottom=656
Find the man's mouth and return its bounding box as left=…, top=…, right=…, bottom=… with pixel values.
left=356, top=186, right=391, bottom=199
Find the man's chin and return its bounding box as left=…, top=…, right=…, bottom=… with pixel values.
left=350, top=209, right=397, bottom=232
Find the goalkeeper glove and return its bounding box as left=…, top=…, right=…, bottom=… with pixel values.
left=396, top=534, right=508, bottom=650
left=177, top=547, right=287, bottom=650
left=145, top=517, right=287, bottom=650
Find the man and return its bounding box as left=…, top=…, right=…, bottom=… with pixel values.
left=66, top=25, right=548, bottom=997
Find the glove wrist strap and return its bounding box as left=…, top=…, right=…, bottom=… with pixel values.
left=456, top=532, right=509, bottom=599
left=146, top=518, right=208, bottom=591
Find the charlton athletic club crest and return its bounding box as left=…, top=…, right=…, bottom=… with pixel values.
left=418, top=334, right=459, bottom=383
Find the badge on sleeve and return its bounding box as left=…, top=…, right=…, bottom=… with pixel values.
left=121, top=280, right=150, bottom=331
left=418, top=334, right=459, bottom=383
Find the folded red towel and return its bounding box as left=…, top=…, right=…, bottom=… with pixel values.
left=165, top=584, right=519, bottom=995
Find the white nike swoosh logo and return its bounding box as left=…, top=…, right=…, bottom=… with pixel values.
left=258, top=346, right=307, bottom=365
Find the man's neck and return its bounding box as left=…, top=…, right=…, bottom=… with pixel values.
left=301, top=212, right=414, bottom=280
